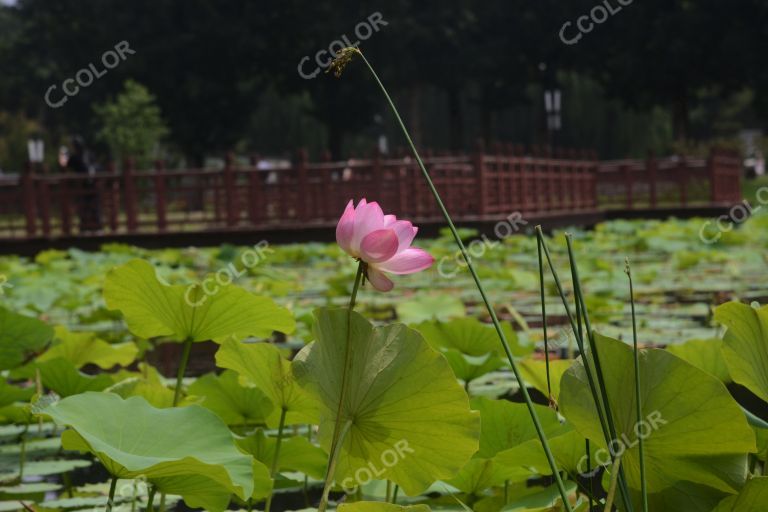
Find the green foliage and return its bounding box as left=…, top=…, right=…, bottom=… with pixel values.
left=714, top=302, right=768, bottom=402
left=38, top=392, right=261, bottom=511
left=293, top=308, right=480, bottom=496
left=93, top=80, right=168, bottom=166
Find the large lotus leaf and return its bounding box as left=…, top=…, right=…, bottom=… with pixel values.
left=416, top=317, right=530, bottom=357
left=215, top=339, right=317, bottom=427
left=712, top=477, right=768, bottom=511
left=714, top=302, right=768, bottom=401
left=188, top=370, right=273, bottom=426
left=634, top=481, right=732, bottom=512
left=338, top=503, right=431, bottom=512
left=107, top=364, right=177, bottom=408
left=37, top=392, right=257, bottom=501
left=151, top=466, right=272, bottom=509
left=236, top=428, right=327, bottom=480
left=495, top=428, right=597, bottom=481
left=666, top=339, right=731, bottom=383
left=0, top=380, right=34, bottom=408
left=293, top=308, right=480, bottom=496
left=103, top=259, right=295, bottom=342
left=37, top=326, right=137, bottom=369
left=471, top=397, right=563, bottom=459
left=447, top=457, right=510, bottom=493
left=517, top=359, right=573, bottom=402
left=0, top=306, right=53, bottom=370
left=560, top=333, right=755, bottom=500
left=395, top=295, right=465, bottom=324
left=36, top=358, right=114, bottom=397
left=500, top=482, right=581, bottom=511
left=441, top=351, right=507, bottom=384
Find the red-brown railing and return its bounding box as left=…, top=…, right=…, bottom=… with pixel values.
left=0, top=147, right=741, bottom=241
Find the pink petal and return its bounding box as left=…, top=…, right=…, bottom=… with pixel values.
left=360, top=229, right=399, bottom=263
left=389, top=220, right=417, bottom=253
left=350, top=201, right=385, bottom=253
left=366, top=267, right=394, bottom=292
left=383, top=214, right=397, bottom=226
left=377, top=248, right=435, bottom=275
left=335, top=200, right=356, bottom=253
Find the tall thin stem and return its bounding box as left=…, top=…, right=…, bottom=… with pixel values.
left=537, top=236, right=553, bottom=402
left=626, top=260, right=647, bottom=512
left=351, top=48, right=572, bottom=512
left=265, top=407, right=288, bottom=512
left=318, top=262, right=364, bottom=512
left=146, top=486, right=157, bottom=512
left=173, top=337, right=193, bottom=406
left=106, top=476, right=118, bottom=512
left=604, top=456, right=623, bottom=512
left=566, top=235, right=633, bottom=512
left=318, top=420, right=353, bottom=512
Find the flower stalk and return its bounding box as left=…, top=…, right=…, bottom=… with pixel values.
left=334, top=47, right=572, bottom=511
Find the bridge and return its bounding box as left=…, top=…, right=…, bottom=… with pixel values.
left=0, top=146, right=742, bottom=254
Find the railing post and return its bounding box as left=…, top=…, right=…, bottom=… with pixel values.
left=39, top=179, right=51, bottom=237
left=646, top=151, right=657, bottom=208
left=154, top=159, right=167, bottom=231
left=622, top=163, right=632, bottom=209
left=224, top=152, right=238, bottom=227
left=107, top=161, right=119, bottom=232
left=248, top=154, right=262, bottom=224
left=678, top=156, right=688, bottom=207
left=707, top=149, right=718, bottom=204
left=296, top=149, right=308, bottom=221
left=123, top=157, right=138, bottom=233
left=22, top=161, right=37, bottom=237
left=473, top=139, right=488, bottom=216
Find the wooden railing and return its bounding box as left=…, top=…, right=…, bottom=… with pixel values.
left=0, top=147, right=741, bottom=241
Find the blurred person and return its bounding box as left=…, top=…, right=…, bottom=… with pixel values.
left=59, top=136, right=102, bottom=232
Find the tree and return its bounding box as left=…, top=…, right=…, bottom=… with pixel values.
left=94, top=80, right=168, bottom=167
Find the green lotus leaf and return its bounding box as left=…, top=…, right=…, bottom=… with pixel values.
left=447, top=457, right=509, bottom=493
left=103, top=259, right=295, bottom=342
left=215, top=339, right=318, bottom=427
left=188, top=370, right=273, bottom=426
left=559, top=333, right=756, bottom=500
left=712, top=477, right=768, bottom=511
left=395, top=295, right=465, bottom=324
left=415, top=318, right=532, bottom=382
left=666, top=338, right=731, bottom=383
left=107, top=364, right=177, bottom=408
left=236, top=428, right=327, bottom=480
left=37, top=392, right=258, bottom=505
left=338, top=503, right=431, bottom=512
left=495, top=428, right=597, bottom=481
left=36, top=358, right=114, bottom=397
left=0, top=380, right=34, bottom=408
left=714, top=302, right=768, bottom=401
left=0, top=306, right=53, bottom=370
left=37, top=326, right=138, bottom=369
left=500, top=481, right=580, bottom=511
left=293, top=308, right=480, bottom=496
left=517, top=359, right=573, bottom=402
left=471, top=397, right=563, bottom=459
left=635, top=481, right=732, bottom=512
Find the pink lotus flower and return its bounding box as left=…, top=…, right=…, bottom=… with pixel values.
left=336, top=199, right=435, bottom=292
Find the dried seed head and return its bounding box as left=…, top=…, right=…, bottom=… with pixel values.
left=327, top=47, right=360, bottom=78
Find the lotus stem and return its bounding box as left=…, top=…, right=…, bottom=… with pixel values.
left=565, top=235, right=633, bottom=512
left=392, top=484, right=399, bottom=504
left=106, top=476, right=118, bottom=512
left=350, top=48, right=573, bottom=512
left=173, top=337, right=193, bottom=406
left=604, top=455, right=623, bottom=512
left=626, top=260, right=648, bottom=512
left=146, top=486, right=156, bottom=512
left=265, top=407, right=288, bottom=512
left=536, top=236, right=553, bottom=403
left=386, top=480, right=392, bottom=502
left=318, top=262, right=364, bottom=512
left=318, top=420, right=353, bottom=512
